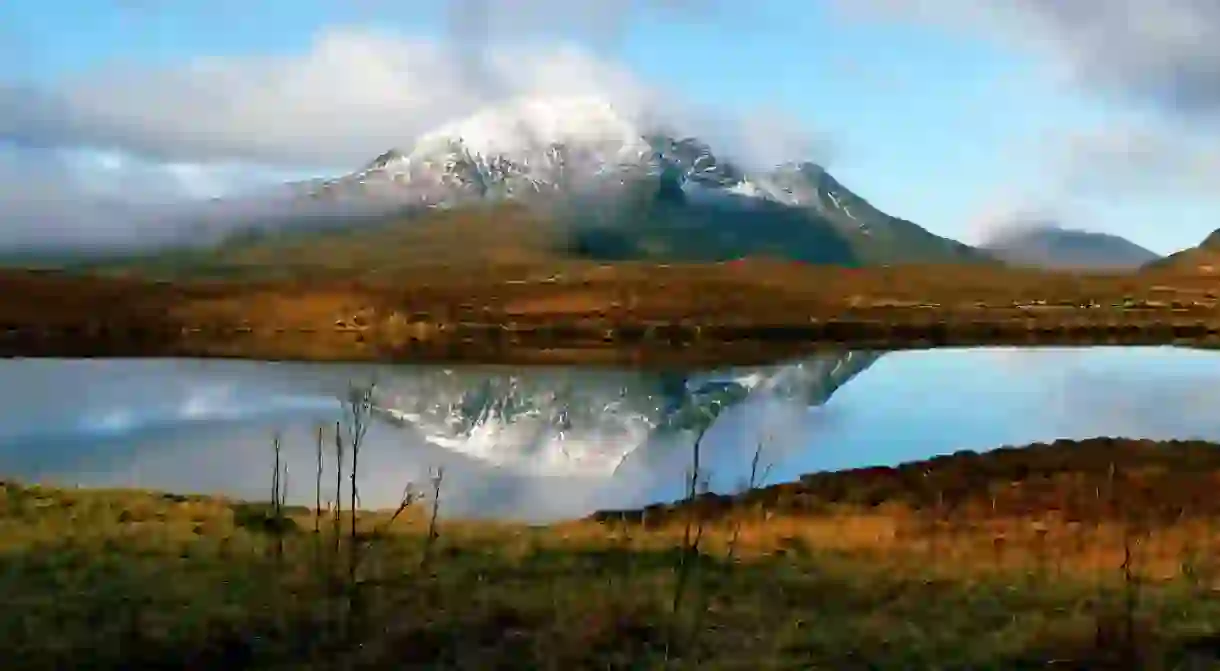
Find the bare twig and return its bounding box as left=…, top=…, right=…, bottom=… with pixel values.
left=315, top=424, right=323, bottom=536
left=375, top=483, right=420, bottom=538
left=333, top=421, right=344, bottom=557
left=684, top=473, right=713, bottom=660
left=346, top=382, right=373, bottom=592
left=272, top=432, right=281, bottom=515
left=421, top=466, right=444, bottom=574
left=666, top=424, right=710, bottom=664
left=1121, top=509, right=1141, bottom=666
left=726, top=438, right=771, bottom=565
left=272, top=431, right=284, bottom=562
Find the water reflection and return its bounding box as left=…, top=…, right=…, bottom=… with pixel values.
left=1, top=347, right=1218, bottom=521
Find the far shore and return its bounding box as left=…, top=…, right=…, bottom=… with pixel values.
left=3, top=263, right=1220, bottom=364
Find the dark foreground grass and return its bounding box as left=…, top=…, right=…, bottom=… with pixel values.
left=4, top=471, right=1220, bottom=670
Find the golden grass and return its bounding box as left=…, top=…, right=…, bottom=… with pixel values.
left=562, top=507, right=1220, bottom=585
left=10, top=431, right=1220, bottom=668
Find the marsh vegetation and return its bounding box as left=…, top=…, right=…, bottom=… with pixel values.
left=4, top=381, right=1220, bottom=669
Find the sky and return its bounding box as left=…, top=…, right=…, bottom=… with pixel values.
left=2, top=0, right=1220, bottom=254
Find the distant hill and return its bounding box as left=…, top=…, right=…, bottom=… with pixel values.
left=42, top=96, right=995, bottom=279
left=981, top=225, right=1160, bottom=270
left=1144, top=229, right=1220, bottom=273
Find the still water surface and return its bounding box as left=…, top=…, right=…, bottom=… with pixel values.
left=0, top=347, right=1216, bottom=521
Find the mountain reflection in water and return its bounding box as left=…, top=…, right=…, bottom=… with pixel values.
left=1, top=347, right=1219, bottom=521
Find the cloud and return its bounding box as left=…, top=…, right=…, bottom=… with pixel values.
left=719, top=106, right=838, bottom=172
left=0, top=29, right=657, bottom=252
left=828, top=1, right=1220, bottom=250
left=836, top=1, right=1220, bottom=119
left=0, top=30, right=651, bottom=168
left=970, top=215, right=1061, bottom=246
left=0, top=0, right=740, bottom=170
left=960, top=190, right=1065, bottom=245
left=0, top=142, right=324, bottom=253
left=427, top=0, right=724, bottom=51
left=1012, top=1, right=1220, bottom=116
left=959, top=116, right=1220, bottom=246
left=1055, top=122, right=1220, bottom=196
left=0, top=26, right=807, bottom=171
left=0, top=30, right=663, bottom=253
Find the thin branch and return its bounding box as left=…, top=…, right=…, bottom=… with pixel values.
left=421, top=466, right=444, bottom=574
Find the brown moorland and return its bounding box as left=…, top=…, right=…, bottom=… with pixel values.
left=3, top=260, right=1220, bottom=364
left=594, top=436, right=1220, bottom=582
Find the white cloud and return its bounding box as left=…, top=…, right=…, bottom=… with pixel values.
left=836, top=1, right=1220, bottom=118
left=963, top=117, right=1220, bottom=245
left=963, top=196, right=1062, bottom=246
left=0, top=0, right=752, bottom=172
left=1, top=29, right=658, bottom=252
left=0, top=143, right=318, bottom=252
left=1055, top=122, right=1220, bottom=196
left=0, top=29, right=654, bottom=168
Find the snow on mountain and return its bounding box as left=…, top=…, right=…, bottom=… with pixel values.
left=309, top=96, right=652, bottom=204
left=306, top=95, right=862, bottom=221
left=358, top=350, right=881, bottom=477
left=412, top=96, right=651, bottom=168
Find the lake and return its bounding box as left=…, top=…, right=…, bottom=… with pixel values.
left=1, top=347, right=1218, bottom=521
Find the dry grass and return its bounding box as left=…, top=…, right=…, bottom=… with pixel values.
left=6, top=436, right=1220, bottom=668
left=579, top=507, right=1220, bottom=583
left=4, top=479, right=1220, bottom=669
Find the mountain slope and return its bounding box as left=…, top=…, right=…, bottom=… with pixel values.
left=68, top=96, right=994, bottom=278
left=766, top=163, right=985, bottom=264
left=1144, top=229, right=1220, bottom=273
left=982, top=225, right=1160, bottom=270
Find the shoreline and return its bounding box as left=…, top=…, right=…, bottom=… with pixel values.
left=5, top=436, right=1217, bottom=522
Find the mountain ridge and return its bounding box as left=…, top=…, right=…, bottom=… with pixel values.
left=981, top=225, right=1160, bottom=270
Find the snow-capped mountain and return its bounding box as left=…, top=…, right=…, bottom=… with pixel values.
left=289, top=95, right=987, bottom=266
left=357, top=350, right=882, bottom=477
left=308, top=96, right=855, bottom=216
left=308, top=97, right=654, bottom=205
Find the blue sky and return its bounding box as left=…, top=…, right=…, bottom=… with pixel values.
left=2, top=0, right=1219, bottom=254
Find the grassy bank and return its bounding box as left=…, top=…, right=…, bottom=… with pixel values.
left=5, top=436, right=1220, bottom=668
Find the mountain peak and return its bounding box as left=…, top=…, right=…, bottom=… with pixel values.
left=364, top=148, right=408, bottom=171
left=411, top=95, right=649, bottom=161
left=325, top=96, right=857, bottom=210
left=279, top=95, right=990, bottom=268
left=778, top=161, right=827, bottom=177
